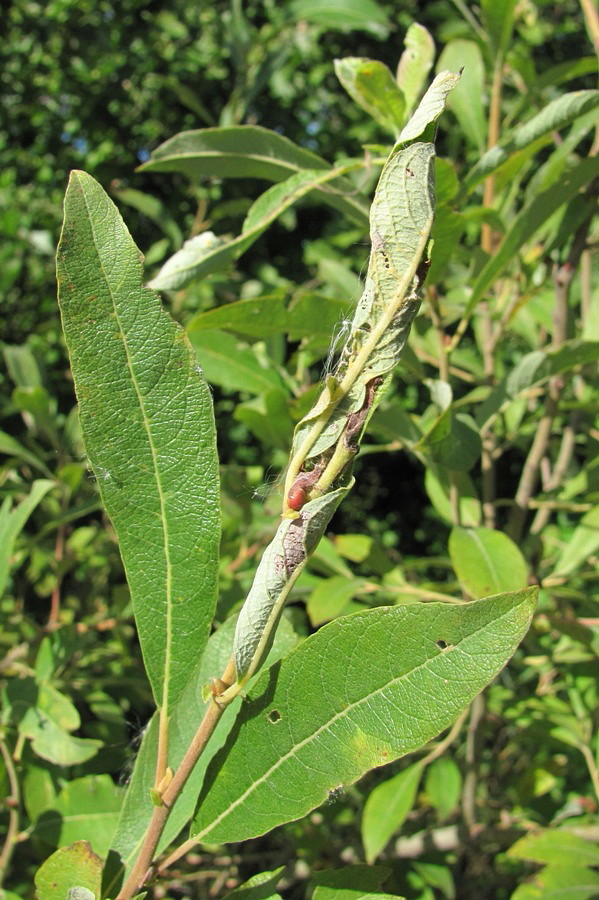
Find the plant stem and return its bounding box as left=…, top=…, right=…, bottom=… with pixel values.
left=116, top=657, right=237, bottom=900
left=506, top=205, right=595, bottom=542
left=478, top=53, right=505, bottom=531
left=580, top=742, right=599, bottom=805
left=0, top=738, right=20, bottom=888
left=462, top=693, right=485, bottom=829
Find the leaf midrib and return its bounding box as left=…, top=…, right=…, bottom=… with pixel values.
left=80, top=176, right=174, bottom=715
left=196, top=599, right=526, bottom=839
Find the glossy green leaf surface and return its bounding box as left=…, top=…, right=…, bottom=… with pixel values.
left=5, top=676, right=101, bottom=766
left=187, top=294, right=288, bottom=338
left=56, top=171, right=220, bottom=712
left=307, top=575, right=367, bottom=625
left=140, top=125, right=369, bottom=226
left=192, top=589, right=536, bottom=843
left=33, top=841, right=102, bottom=900
left=449, top=527, right=528, bottom=599
left=510, top=866, right=599, bottom=900
left=362, top=761, right=424, bottom=862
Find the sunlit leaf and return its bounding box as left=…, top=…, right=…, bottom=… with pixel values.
left=57, top=171, right=221, bottom=712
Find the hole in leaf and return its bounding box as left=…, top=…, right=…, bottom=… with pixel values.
left=268, top=709, right=282, bottom=724
left=436, top=639, right=451, bottom=650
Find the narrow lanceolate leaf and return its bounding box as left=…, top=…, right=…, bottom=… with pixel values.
left=149, top=169, right=356, bottom=290
left=397, top=70, right=461, bottom=145
left=56, top=171, right=220, bottom=712
left=436, top=43, right=486, bottom=152
left=192, top=588, right=537, bottom=843
left=0, top=479, right=54, bottom=597
left=396, top=23, right=435, bottom=118
left=139, top=125, right=369, bottom=226
left=464, top=90, right=599, bottom=192
left=362, top=761, right=424, bottom=862
left=466, top=156, right=599, bottom=315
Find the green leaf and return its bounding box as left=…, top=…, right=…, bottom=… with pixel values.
left=188, top=330, right=287, bottom=395
left=3, top=675, right=101, bottom=767
left=34, top=841, right=102, bottom=900
left=424, top=469, right=481, bottom=527
left=481, top=0, right=516, bottom=58
left=466, top=156, right=599, bottom=315
left=508, top=829, right=599, bottom=867
left=510, top=865, right=599, bottom=900
left=552, top=506, right=599, bottom=578
left=56, top=170, right=220, bottom=712
left=139, top=126, right=369, bottom=226
left=288, top=293, right=355, bottom=342
left=187, top=294, right=288, bottom=338
left=222, top=868, right=285, bottom=900
left=2, top=342, right=42, bottom=388
left=424, top=756, right=462, bottom=819
left=448, top=527, right=528, bottom=599
left=287, top=0, right=391, bottom=36
left=312, top=865, right=394, bottom=899
left=0, top=428, right=51, bottom=473
left=35, top=775, right=122, bottom=858
left=397, top=71, right=462, bottom=146
left=12, top=385, right=59, bottom=446
left=107, top=616, right=298, bottom=892
left=307, top=575, right=367, bottom=625
left=234, top=390, right=293, bottom=450
left=476, top=342, right=599, bottom=430
left=422, top=412, right=482, bottom=472
left=0, top=479, right=54, bottom=597
left=464, top=90, right=599, bottom=192
left=28, top=717, right=101, bottom=766
left=191, top=589, right=536, bottom=843
left=396, top=24, right=435, bottom=117
left=362, top=761, right=424, bottom=862
left=436, top=42, right=486, bottom=152
left=150, top=168, right=356, bottom=290
left=110, top=184, right=182, bottom=246
left=334, top=58, right=406, bottom=133
left=23, top=765, right=57, bottom=821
